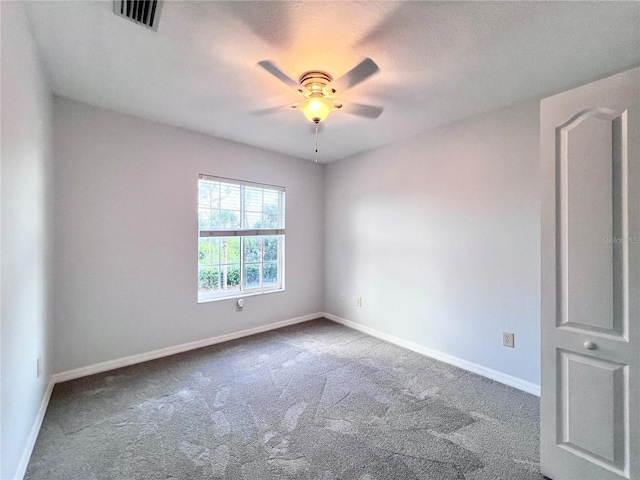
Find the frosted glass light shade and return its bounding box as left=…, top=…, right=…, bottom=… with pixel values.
left=298, top=96, right=334, bottom=123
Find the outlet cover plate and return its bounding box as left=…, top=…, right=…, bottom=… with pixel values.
left=503, top=332, right=515, bottom=348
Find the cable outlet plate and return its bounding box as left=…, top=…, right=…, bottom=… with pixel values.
left=503, top=332, right=515, bottom=348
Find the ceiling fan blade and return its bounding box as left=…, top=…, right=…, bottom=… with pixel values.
left=257, top=60, right=299, bottom=89
left=332, top=58, right=380, bottom=93
left=251, top=103, right=298, bottom=116
left=341, top=102, right=384, bottom=119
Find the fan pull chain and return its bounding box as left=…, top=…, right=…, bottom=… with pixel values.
left=315, top=124, right=319, bottom=162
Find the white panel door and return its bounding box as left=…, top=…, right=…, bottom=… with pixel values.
left=541, top=67, right=640, bottom=480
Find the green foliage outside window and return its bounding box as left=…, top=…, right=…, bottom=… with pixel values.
left=198, top=265, right=240, bottom=291
left=198, top=177, right=284, bottom=299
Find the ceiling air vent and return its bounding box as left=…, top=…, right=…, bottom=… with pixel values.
left=114, top=0, right=162, bottom=31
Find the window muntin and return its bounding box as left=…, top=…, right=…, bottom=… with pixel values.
left=198, top=175, right=285, bottom=302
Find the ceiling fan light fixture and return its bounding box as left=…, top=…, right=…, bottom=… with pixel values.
left=298, top=95, right=334, bottom=123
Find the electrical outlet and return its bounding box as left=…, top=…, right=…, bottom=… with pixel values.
left=356, top=297, right=362, bottom=307
left=341, top=295, right=345, bottom=303
left=503, top=332, right=515, bottom=348
left=37, top=357, right=42, bottom=378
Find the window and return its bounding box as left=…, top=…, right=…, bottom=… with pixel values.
left=197, top=175, right=285, bottom=302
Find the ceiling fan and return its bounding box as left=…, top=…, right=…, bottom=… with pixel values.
left=257, top=58, right=384, bottom=124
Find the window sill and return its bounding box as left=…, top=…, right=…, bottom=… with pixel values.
left=197, top=287, right=285, bottom=304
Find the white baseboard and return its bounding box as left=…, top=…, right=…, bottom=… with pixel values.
left=53, top=313, right=322, bottom=384
left=14, top=378, right=55, bottom=480
left=322, top=312, right=540, bottom=397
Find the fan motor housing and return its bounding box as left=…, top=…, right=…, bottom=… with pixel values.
left=298, top=71, right=336, bottom=98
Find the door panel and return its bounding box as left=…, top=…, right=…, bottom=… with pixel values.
left=541, top=67, right=639, bottom=480
left=558, top=350, right=627, bottom=472
left=558, top=110, right=630, bottom=337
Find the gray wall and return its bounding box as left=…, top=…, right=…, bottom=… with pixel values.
left=53, top=95, right=542, bottom=386
left=324, top=99, right=541, bottom=385
left=1, top=3, right=54, bottom=479
left=52, top=98, right=325, bottom=373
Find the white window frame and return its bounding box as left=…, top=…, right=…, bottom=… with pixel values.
left=197, top=174, right=285, bottom=303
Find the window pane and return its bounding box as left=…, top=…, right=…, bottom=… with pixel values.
left=198, top=266, right=219, bottom=293
left=263, top=263, right=278, bottom=286
left=198, top=176, right=285, bottom=300
left=262, top=205, right=279, bottom=228
left=221, top=264, right=240, bottom=290
left=218, top=210, right=240, bottom=229
left=220, top=184, right=241, bottom=210
left=263, top=189, right=278, bottom=209
left=244, top=237, right=261, bottom=263
left=198, top=208, right=219, bottom=229
left=245, top=186, right=262, bottom=212
left=245, top=212, right=263, bottom=229
left=244, top=263, right=261, bottom=289
left=198, top=237, right=218, bottom=265
left=263, top=236, right=278, bottom=262
left=198, top=238, right=210, bottom=265
left=212, top=238, right=220, bottom=264
left=221, top=237, right=240, bottom=263
left=198, top=180, right=220, bottom=210
left=263, top=190, right=281, bottom=228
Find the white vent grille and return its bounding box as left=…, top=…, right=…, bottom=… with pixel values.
left=114, top=0, right=162, bottom=31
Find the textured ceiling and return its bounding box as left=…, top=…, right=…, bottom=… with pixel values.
left=24, top=1, right=640, bottom=162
